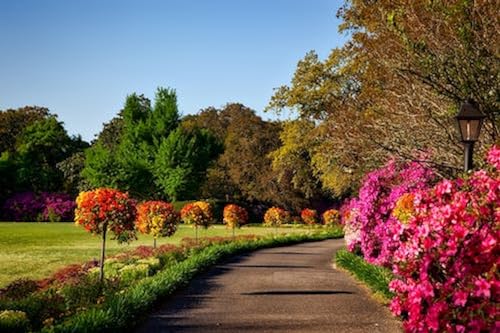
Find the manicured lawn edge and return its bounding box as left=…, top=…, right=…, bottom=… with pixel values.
left=335, top=249, right=394, bottom=302
left=46, top=229, right=343, bottom=333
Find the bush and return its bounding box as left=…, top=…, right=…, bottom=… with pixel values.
left=322, top=209, right=340, bottom=226
left=389, top=146, right=500, bottom=332
left=300, top=208, right=318, bottom=225
left=0, top=279, right=39, bottom=301
left=263, top=207, right=291, bottom=227
left=0, top=310, right=29, bottom=333
left=180, top=202, right=213, bottom=229
left=340, top=159, right=435, bottom=266
left=223, top=204, right=249, bottom=229
left=1, top=192, right=75, bottom=222
left=135, top=201, right=179, bottom=247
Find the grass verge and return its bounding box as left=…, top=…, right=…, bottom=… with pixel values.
left=335, top=249, right=394, bottom=302
left=45, top=229, right=342, bottom=333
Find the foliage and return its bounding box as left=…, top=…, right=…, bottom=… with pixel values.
left=300, top=208, right=318, bottom=225
left=153, top=127, right=221, bottom=201
left=389, top=146, right=500, bottom=332
left=267, top=1, right=499, bottom=193
left=135, top=201, right=179, bottom=240
left=341, top=159, right=436, bottom=266
left=322, top=209, right=340, bottom=226
left=222, top=204, right=249, bottom=229
left=2, top=192, right=75, bottom=222
left=335, top=249, right=394, bottom=301
left=0, top=310, right=30, bottom=333
left=263, top=207, right=291, bottom=227
left=179, top=201, right=213, bottom=229
left=75, top=188, right=136, bottom=243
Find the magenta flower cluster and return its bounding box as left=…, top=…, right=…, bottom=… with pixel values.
left=341, top=146, right=500, bottom=332
left=2, top=192, right=75, bottom=222
left=341, top=159, right=436, bottom=266
left=390, top=149, right=499, bottom=332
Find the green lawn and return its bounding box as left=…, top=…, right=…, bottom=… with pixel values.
left=0, top=222, right=310, bottom=287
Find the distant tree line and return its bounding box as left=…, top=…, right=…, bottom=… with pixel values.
left=0, top=88, right=332, bottom=215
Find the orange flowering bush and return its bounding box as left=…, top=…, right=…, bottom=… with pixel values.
left=180, top=201, right=212, bottom=228
left=263, top=207, right=290, bottom=227
left=322, top=209, right=340, bottom=226
left=300, top=208, right=319, bottom=225
left=135, top=201, right=179, bottom=247
left=75, top=188, right=136, bottom=243
left=223, top=204, right=249, bottom=229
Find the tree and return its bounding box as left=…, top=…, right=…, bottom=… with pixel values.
left=267, top=0, right=499, bottom=192
left=0, top=106, right=50, bottom=154
left=135, top=201, right=179, bottom=248
left=153, top=127, right=221, bottom=200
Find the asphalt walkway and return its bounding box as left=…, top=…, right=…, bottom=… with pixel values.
left=135, top=239, right=402, bottom=333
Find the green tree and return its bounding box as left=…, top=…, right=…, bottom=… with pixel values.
left=153, top=127, right=221, bottom=201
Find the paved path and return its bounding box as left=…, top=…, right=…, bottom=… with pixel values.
left=136, top=239, right=402, bottom=333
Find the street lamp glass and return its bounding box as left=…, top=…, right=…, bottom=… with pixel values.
left=456, top=101, right=486, bottom=143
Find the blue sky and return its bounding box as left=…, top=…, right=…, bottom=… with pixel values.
left=0, top=0, right=348, bottom=142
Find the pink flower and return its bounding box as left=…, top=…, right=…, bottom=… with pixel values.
left=453, top=290, right=468, bottom=306
left=473, top=278, right=491, bottom=298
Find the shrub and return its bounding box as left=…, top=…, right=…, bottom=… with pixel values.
left=1, top=192, right=75, bottom=222
left=0, top=310, right=29, bottom=333
left=0, top=279, right=39, bottom=301
left=75, top=188, right=136, bottom=283
left=40, top=193, right=75, bottom=222
left=2, top=192, right=43, bottom=221
left=389, top=146, right=500, bottom=332
left=263, top=207, right=291, bottom=228
left=340, top=159, right=435, bottom=266
left=322, top=209, right=340, bottom=226
left=135, top=201, right=179, bottom=248
left=223, top=204, right=249, bottom=231
left=180, top=202, right=213, bottom=237
left=300, top=208, right=318, bottom=225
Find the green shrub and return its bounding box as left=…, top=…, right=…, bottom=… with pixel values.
left=0, top=310, right=30, bottom=333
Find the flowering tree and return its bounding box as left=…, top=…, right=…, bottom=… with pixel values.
left=389, top=146, right=500, bottom=332
left=75, top=188, right=136, bottom=283
left=135, top=201, right=179, bottom=248
left=180, top=201, right=213, bottom=241
left=264, top=207, right=291, bottom=230
left=300, top=208, right=319, bottom=225
left=223, top=204, right=249, bottom=236
left=322, top=209, right=340, bottom=226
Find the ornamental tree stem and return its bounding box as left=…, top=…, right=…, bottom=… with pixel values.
left=99, top=227, right=107, bottom=285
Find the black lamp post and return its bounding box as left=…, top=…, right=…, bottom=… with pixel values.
left=456, top=100, right=486, bottom=171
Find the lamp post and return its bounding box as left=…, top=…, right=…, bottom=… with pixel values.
left=456, top=100, right=486, bottom=171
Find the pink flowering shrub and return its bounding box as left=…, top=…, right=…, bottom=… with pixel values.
left=389, top=146, right=500, bottom=332
left=2, top=192, right=75, bottom=222
left=341, top=159, right=436, bottom=266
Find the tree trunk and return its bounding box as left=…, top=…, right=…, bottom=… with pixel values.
left=232, top=227, right=235, bottom=239
left=153, top=237, right=157, bottom=249
left=195, top=226, right=198, bottom=244
left=99, top=227, right=107, bottom=285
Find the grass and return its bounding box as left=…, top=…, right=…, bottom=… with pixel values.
left=0, top=222, right=315, bottom=287
left=335, top=249, right=394, bottom=302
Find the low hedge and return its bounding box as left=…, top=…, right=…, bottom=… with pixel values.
left=335, top=249, right=393, bottom=301
left=45, top=229, right=342, bottom=332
